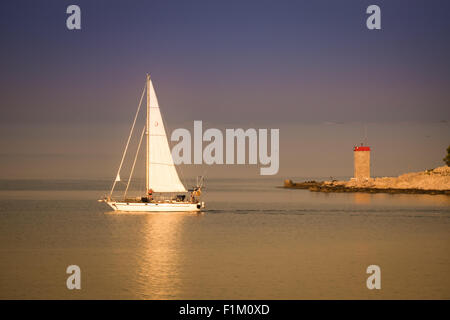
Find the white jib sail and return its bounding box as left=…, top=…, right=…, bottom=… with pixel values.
left=147, top=79, right=187, bottom=193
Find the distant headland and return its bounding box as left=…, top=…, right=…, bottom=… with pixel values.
left=283, top=145, right=450, bottom=195
left=284, top=166, right=450, bottom=195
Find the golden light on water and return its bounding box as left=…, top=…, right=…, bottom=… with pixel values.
left=106, top=211, right=202, bottom=299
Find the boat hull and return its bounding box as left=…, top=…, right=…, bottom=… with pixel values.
left=106, top=201, right=202, bottom=212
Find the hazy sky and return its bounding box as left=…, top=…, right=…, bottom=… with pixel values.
left=0, top=0, right=449, bottom=180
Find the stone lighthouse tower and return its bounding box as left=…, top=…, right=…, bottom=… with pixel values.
left=353, top=145, right=371, bottom=180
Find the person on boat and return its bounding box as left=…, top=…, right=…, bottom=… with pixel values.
left=148, top=189, right=153, bottom=202
left=190, top=188, right=201, bottom=203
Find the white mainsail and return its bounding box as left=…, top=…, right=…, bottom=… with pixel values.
left=147, top=78, right=187, bottom=193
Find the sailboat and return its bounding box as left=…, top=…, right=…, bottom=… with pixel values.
left=100, top=74, right=205, bottom=212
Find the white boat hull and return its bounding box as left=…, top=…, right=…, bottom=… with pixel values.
left=106, top=201, right=202, bottom=212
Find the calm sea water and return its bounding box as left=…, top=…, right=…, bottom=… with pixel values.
left=0, top=178, right=449, bottom=299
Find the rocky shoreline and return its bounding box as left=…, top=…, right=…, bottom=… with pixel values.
left=283, top=180, right=450, bottom=195
left=283, top=166, right=450, bottom=195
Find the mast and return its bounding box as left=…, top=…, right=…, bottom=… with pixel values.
left=146, top=74, right=150, bottom=193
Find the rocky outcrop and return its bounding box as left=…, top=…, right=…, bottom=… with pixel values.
left=283, top=166, right=450, bottom=195
left=343, top=166, right=450, bottom=191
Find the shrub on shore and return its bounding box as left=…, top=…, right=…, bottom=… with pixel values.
left=444, top=145, right=450, bottom=166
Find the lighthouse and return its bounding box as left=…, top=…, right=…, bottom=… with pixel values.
left=353, top=145, right=371, bottom=180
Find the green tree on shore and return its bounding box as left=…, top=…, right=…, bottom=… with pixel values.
left=444, top=145, right=450, bottom=166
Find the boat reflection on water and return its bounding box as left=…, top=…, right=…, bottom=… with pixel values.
left=105, top=211, right=202, bottom=299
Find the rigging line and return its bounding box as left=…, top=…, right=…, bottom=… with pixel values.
left=124, top=125, right=145, bottom=199
left=109, top=85, right=146, bottom=197
left=148, top=162, right=178, bottom=166
left=196, top=168, right=207, bottom=189
left=201, top=168, right=208, bottom=183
